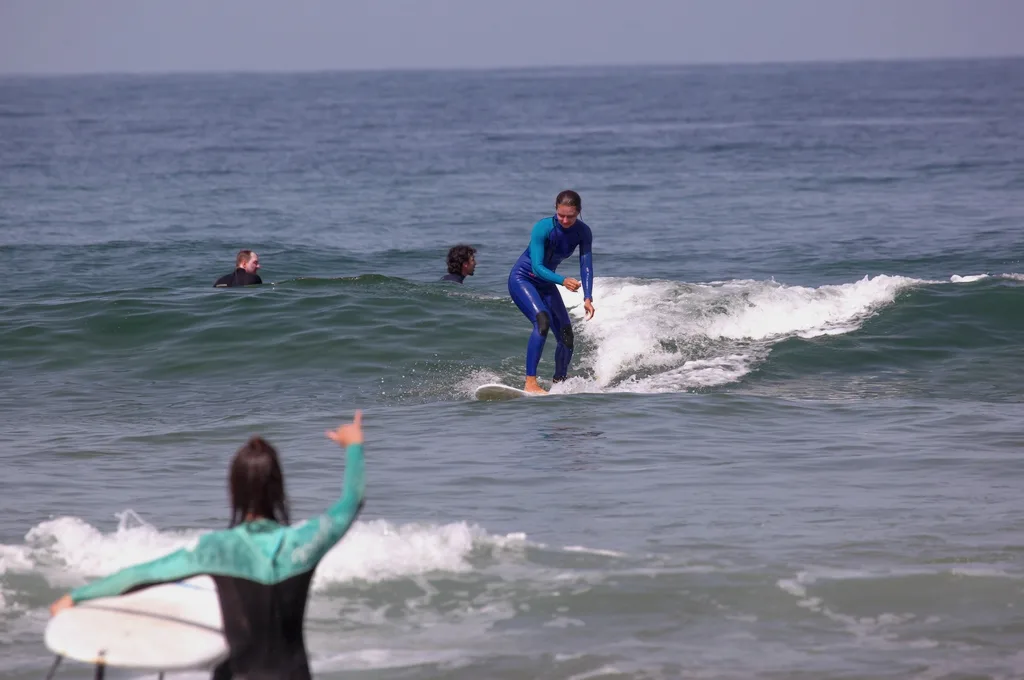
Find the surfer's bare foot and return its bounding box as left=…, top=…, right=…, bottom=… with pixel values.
left=523, top=377, right=548, bottom=394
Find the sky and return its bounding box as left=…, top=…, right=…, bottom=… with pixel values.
left=0, top=0, right=1021, bottom=75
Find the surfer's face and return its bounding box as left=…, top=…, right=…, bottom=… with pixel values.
left=463, top=254, right=476, bottom=276
left=243, top=254, right=260, bottom=274
left=555, top=207, right=579, bottom=228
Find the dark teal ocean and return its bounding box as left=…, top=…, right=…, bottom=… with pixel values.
left=2, top=58, right=1023, bottom=679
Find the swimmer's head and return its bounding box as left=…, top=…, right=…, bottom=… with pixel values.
left=555, top=190, right=581, bottom=228
left=236, top=249, right=260, bottom=273
left=447, top=244, right=477, bottom=276
left=229, top=436, right=290, bottom=527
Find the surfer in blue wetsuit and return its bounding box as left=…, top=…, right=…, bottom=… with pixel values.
left=508, top=190, right=596, bottom=394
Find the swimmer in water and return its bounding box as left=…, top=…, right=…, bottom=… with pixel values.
left=214, top=249, right=262, bottom=287
left=440, top=244, right=477, bottom=284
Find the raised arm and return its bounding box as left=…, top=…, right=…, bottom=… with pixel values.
left=282, top=412, right=366, bottom=571
left=528, top=219, right=566, bottom=285
left=282, top=445, right=365, bottom=570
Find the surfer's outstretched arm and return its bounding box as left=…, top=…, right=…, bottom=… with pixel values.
left=67, top=536, right=222, bottom=603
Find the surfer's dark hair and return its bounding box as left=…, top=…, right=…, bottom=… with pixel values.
left=446, top=244, right=476, bottom=275
left=229, top=436, right=290, bottom=527
left=555, top=190, right=581, bottom=213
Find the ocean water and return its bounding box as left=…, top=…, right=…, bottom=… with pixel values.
left=1, top=57, right=1023, bottom=679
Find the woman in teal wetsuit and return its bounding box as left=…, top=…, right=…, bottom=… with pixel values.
left=508, top=190, right=596, bottom=394
left=49, top=412, right=367, bottom=680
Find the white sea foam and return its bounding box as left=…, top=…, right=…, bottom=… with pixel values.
left=553, top=274, right=923, bottom=391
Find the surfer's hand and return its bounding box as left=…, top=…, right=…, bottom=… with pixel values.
left=49, top=594, right=74, bottom=616
left=584, top=299, right=595, bottom=320
left=326, top=410, right=363, bottom=447
left=563, top=277, right=582, bottom=292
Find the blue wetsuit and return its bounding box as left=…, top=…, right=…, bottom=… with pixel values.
left=507, top=216, right=593, bottom=379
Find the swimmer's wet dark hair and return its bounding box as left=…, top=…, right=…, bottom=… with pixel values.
left=446, top=244, right=476, bottom=275
left=229, top=436, right=290, bottom=527
left=555, top=190, right=582, bottom=213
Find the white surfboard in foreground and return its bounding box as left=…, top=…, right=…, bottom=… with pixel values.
left=45, top=576, right=227, bottom=671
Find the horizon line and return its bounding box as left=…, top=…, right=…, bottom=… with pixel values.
left=2, top=52, right=1022, bottom=79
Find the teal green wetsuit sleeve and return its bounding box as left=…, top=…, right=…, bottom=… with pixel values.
left=70, top=444, right=366, bottom=603
left=280, top=443, right=365, bottom=571
left=69, top=541, right=213, bottom=603
left=529, top=220, right=566, bottom=285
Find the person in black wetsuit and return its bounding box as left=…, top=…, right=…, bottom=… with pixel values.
left=215, top=249, right=263, bottom=287
left=440, top=244, right=476, bottom=284
left=50, top=411, right=367, bottom=680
